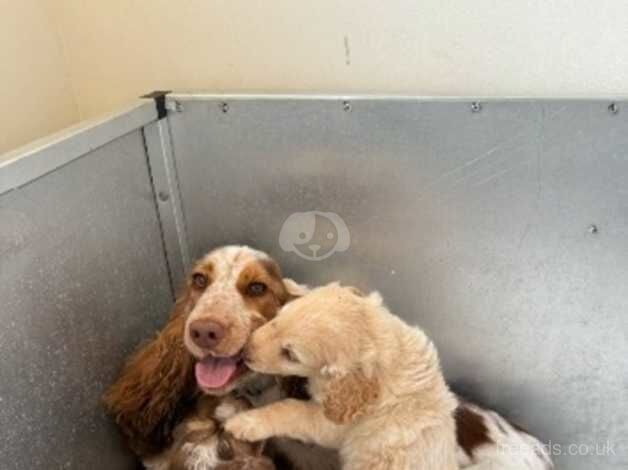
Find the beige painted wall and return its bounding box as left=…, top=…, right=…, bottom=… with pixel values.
left=4, top=0, right=628, bottom=152
left=49, top=0, right=628, bottom=119
left=0, top=0, right=78, bottom=156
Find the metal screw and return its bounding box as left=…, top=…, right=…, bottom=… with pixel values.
left=588, top=224, right=598, bottom=234
left=471, top=102, right=482, bottom=113
left=158, top=191, right=170, bottom=202
left=220, top=102, right=229, bottom=114
left=608, top=103, right=619, bottom=115
left=342, top=101, right=352, bottom=112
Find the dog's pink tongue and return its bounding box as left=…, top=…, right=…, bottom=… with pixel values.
left=195, top=356, right=238, bottom=389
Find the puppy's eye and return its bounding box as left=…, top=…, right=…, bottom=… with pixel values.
left=281, top=346, right=299, bottom=363
left=217, top=435, right=235, bottom=460
left=192, top=272, right=208, bottom=289
left=246, top=282, right=267, bottom=296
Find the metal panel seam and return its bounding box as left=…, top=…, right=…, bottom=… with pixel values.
left=141, top=126, right=176, bottom=301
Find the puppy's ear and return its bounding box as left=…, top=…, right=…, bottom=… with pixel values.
left=282, top=278, right=309, bottom=301
left=322, top=368, right=379, bottom=424
left=102, top=289, right=197, bottom=456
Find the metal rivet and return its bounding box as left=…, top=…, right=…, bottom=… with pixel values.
left=471, top=102, right=482, bottom=113
left=608, top=103, right=619, bottom=115
left=158, top=191, right=170, bottom=202
left=220, top=102, right=229, bottom=113
left=588, top=224, right=598, bottom=234
left=342, top=101, right=352, bottom=112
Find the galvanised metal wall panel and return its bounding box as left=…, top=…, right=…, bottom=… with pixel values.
left=0, top=130, right=173, bottom=469
left=167, top=97, right=628, bottom=469
left=0, top=101, right=157, bottom=196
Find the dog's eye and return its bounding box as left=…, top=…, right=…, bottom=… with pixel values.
left=281, top=346, right=299, bottom=363
left=246, top=282, right=267, bottom=296
left=192, top=272, right=208, bottom=289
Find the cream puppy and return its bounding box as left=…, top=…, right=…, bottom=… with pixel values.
left=225, top=283, right=459, bottom=470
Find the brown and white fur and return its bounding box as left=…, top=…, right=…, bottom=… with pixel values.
left=455, top=400, right=553, bottom=470
left=103, top=245, right=337, bottom=469
left=225, top=283, right=459, bottom=470
left=144, top=395, right=274, bottom=470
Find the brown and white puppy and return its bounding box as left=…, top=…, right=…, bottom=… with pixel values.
left=225, top=283, right=459, bottom=470
left=455, top=400, right=554, bottom=470
left=144, top=395, right=274, bottom=470
left=102, top=246, right=307, bottom=458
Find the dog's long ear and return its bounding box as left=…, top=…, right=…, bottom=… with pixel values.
left=322, top=368, right=379, bottom=424
left=102, top=290, right=197, bottom=456
left=282, top=278, right=309, bottom=302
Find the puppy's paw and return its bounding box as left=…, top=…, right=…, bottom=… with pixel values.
left=215, top=402, right=240, bottom=422
left=224, top=411, right=270, bottom=442
left=214, top=396, right=251, bottom=422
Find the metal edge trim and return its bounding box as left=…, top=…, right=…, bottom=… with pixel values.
left=142, top=120, right=190, bottom=293
left=166, top=92, right=628, bottom=103
left=0, top=100, right=158, bottom=196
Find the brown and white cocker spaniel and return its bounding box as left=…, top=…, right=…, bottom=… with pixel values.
left=103, top=246, right=336, bottom=469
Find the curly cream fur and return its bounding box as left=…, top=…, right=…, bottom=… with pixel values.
left=226, top=283, right=459, bottom=470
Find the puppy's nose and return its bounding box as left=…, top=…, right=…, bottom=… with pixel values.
left=189, top=320, right=225, bottom=350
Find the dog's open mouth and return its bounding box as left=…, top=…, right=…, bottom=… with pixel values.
left=195, top=353, right=248, bottom=390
